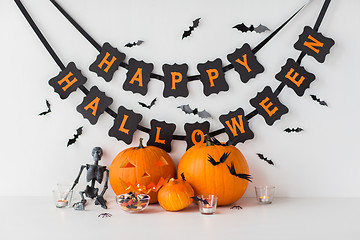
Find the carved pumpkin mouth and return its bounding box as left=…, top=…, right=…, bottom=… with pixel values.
left=118, top=176, right=170, bottom=195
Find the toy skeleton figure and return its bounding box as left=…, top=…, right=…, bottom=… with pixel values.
left=70, top=147, right=109, bottom=210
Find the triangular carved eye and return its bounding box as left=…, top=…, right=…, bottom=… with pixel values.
left=120, top=159, right=136, bottom=168
left=153, top=156, right=169, bottom=167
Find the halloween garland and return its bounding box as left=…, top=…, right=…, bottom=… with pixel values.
left=15, top=0, right=334, bottom=152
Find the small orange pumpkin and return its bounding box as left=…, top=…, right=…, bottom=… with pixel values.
left=177, top=135, right=250, bottom=206
left=109, top=138, right=176, bottom=203
left=158, top=178, right=194, bottom=211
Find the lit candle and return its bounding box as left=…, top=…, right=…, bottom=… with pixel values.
left=259, top=195, right=271, bottom=203
left=201, top=204, right=215, bottom=214
left=56, top=199, right=68, bottom=208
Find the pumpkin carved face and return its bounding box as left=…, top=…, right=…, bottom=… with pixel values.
left=109, top=139, right=176, bottom=203
left=177, top=136, right=250, bottom=206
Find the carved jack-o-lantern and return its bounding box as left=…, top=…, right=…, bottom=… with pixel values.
left=109, top=138, right=176, bottom=203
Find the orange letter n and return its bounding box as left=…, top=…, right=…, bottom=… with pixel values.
left=304, top=35, right=324, bottom=54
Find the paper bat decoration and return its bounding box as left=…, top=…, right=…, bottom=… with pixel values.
left=284, top=127, right=304, bottom=133
left=233, top=23, right=270, bottom=33
left=210, top=136, right=228, bottom=146
left=178, top=104, right=212, bottom=119
left=124, top=40, right=144, bottom=48
left=182, top=18, right=201, bottom=39
left=227, top=162, right=252, bottom=182
left=207, top=152, right=230, bottom=166
left=38, top=99, right=51, bottom=116
left=257, top=153, right=274, bottom=166
left=181, top=172, right=186, bottom=181
left=230, top=205, right=243, bottom=210
left=190, top=196, right=209, bottom=205
left=67, top=127, right=83, bottom=147
left=310, top=95, right=328, bottom=106
left=138, top=98, right=156, bottom=109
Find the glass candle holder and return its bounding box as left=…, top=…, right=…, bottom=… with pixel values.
left=53, top=183, right=73, bottom=208
left=255, top=185, right=275, bottom=204
left=198, top=195, right=218, bottom=215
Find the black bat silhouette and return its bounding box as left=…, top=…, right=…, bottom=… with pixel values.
left=181, top=172, right=186, bottom=181
left=139, top=98, right=156, bottom=109
left=190, top=196, right=209, bottom=205
left=233, top=23, right=270, bottom=33
left=124, top=40, right=144, bottom=48
left=210, top=136, right=228, bottom=146
left=207, top=152, right=230, bottom=166
left=38, top=99, right=51, bottom=116
left=227, top=162, right=252, bottom=182
left=310, top=95, right=328, bottom=106
left=284, top=127, right=304, bottom=133
left=257, top=153, right=274, bottom=166
left=67, top=127, right=83, bottom=147
left=182, top=18, right=201, bottom=39
left=178, top=104, right=211, bottom=119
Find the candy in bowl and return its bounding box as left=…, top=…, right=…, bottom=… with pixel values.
left=116, top=192, right=150, bottom=213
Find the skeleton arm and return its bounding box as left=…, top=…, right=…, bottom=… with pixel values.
left=70, top=165, right=86, bottom=191
left=99, top=169, right=109, bottom=197
left=95, top=168, right=109, bottom=209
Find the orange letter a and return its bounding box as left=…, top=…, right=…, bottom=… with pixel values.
left=129, top=68, right=143, bottom=87
left=84, top=97, right=100, bottom=116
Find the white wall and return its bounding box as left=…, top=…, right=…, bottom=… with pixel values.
left=2, top=0, right=359, bottom=198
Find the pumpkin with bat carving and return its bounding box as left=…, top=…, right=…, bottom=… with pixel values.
left=177, top=135, right=251, bottom=206
left=109, top=138, right=176, bottom=203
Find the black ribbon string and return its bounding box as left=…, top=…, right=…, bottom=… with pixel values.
left=50, top=0, right=306, bottom=82
left=15, top=0, right=331, bottom=143
left=48, top=0, right=309, bottom=139
left=274, top=0, right=331, bottom=96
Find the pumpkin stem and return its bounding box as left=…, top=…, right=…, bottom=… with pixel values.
left=169, top=178, right=178, bottom=184
left=137, top=138, right=145, bottom=149
left=205, top=134, right=213, bottom=146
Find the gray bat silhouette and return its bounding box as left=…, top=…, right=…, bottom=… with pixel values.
left=178, top=104, right=212, bottom=119
left=233, top=23, right=270, bottom=33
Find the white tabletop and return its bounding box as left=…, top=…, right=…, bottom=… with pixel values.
left=1, top=197, right=359, bottom=240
